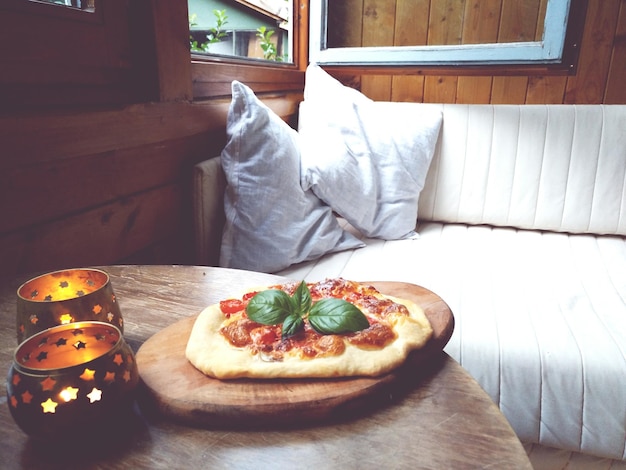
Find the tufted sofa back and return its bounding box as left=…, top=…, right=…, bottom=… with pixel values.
left=417, top=104, right=626, bottom=236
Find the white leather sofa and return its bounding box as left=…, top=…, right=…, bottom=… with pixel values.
left=194, top=104, right=626, bottom=468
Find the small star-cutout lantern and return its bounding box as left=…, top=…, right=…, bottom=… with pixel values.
left=87, top=388, right=102, bottom=403
left=41, top=398, right=58, bottom=413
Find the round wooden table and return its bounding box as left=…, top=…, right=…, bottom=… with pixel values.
left=0, top=265, right=531, bottom=469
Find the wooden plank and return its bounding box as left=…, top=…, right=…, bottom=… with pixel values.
left=456, top=0, right=500, bottom=102
left=361, top=75, right=393, bottom=100
left=0, top=96, right=301, bottom=169
left=498, top=0, right=541, bottom=42
left=604, top=0, right=626, bottom=103
left=327, top=0, right=363, bottom=48
left=0, top=133, right=217, bottom=234
left=129, top=0, right=192, bottom=102
left=0, top=184, right=184, bottom=277
left=360, top=0, right=397, bottom=99
left=391, top=75, right=426, bottom=102
left=424, top=75, right=458, bottom=103
left=391, top=0, right=429, bottom=101
left=491, top=76, right=529, bottom=103
left=191, top=62, right=304, bottom=99
left=456, top=77, right=493, bottom=103
left=424, top=0, right=464, bottom=102
left=428, top=0, right=464, bottom=46
left=526, top=75, right=567, bottom=103
left=564, top=0, right=621, bottom=103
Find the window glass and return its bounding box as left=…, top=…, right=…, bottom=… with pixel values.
left=312, top=0, right=573, bottom=66
left=188, top=0, right=292, bottom=63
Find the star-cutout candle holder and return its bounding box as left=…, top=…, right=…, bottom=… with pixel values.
left=6, top=321, right=138, bottom=440
left=16, top=268, right=123, bottom=344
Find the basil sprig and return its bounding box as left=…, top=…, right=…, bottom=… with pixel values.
left=246, top=281, right=369, bottom=339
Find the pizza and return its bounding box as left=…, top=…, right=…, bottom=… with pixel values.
left=185, top=278, right=433, bottom=379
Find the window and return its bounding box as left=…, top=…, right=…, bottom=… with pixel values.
left=310, top=0, right=584, bottom=69
left=188, top=0, right=293, bottom=63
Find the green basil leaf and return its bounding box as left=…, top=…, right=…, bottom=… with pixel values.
left=246, top=289, right=293, bottom=325
left=281, top=313, right=304, bottom=339
left=291, top=281, right=312, bottom=317
left=308, top=298, right=370, bottom=334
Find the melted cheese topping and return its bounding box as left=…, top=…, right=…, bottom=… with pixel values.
left=218, top=279, right=407, bottom=361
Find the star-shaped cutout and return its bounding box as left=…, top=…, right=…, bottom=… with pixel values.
left=21, top=390, right=34, bottom=404
left=93, top=304, right=102, bottom=315
left=10, top=395, right=18, bottom=408
left=113, top=354, right=124, bottom=366
left=12, top=374, right=21, bottom=386
left=44, top=295, right=53, bottom=301
left=80, top=368, right=96, bottom=381
left=73, top=341, right=86, bottom=350
left=35, top=351, right=48, bottom=362
left=41, top=398, right=58, bottom=413
left=59, top=386, right=79, bottom=402
left=59, top=313, right=73, bottom=324
left=55, top=337, right=68, bottom=347
left=29, top=289, right=39, bottom=299
left=86, top=279, right=95, bottom=287
left=123, top=370, right=132, bottom=383
left=41, top=376, right=56, bottom=391
left=59, top=281, right=68, bottom=288
left=29, top=314, right=38, bottom=325
left=72, top=328, right=83, bottom=336
left=107, top=312, right=114, bottom=322
left=76, top=290, right=85, bottom=297
left=87, top=388, right=102, bottom=403
left=19, top=324, right=25, bottom=334
left=104, top=371, right=116, bottom=383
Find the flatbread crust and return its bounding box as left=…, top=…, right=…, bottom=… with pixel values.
left=186, top=285, right=432, bottom=380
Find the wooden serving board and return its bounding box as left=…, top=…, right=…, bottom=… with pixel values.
left=135, top=281, right=454, bottom=427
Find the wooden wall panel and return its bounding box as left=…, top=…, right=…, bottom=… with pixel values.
left=605, top=1, right=626, bottom=103
left=326, top=0, right=625, bottom=105
left=0, top=1, right=304, bottom=278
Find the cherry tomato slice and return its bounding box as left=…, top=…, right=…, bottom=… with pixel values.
left=219, top=298, right=245, bottom=314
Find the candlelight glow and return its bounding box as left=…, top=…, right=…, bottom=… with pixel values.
left=86, top=387, right=102, bottom=403
left=59, top=313, right=74, bottom=324
left=59, top=386, right=79, bottom=402
left=41, top=398, right=58, bottom=413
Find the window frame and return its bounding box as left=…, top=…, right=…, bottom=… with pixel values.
left=309, top=0, right=584, bottom=71
left=189, top=0, right=307, bottom=101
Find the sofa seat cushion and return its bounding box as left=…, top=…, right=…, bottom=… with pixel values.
left=278, top=222, right=626, bottom=461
